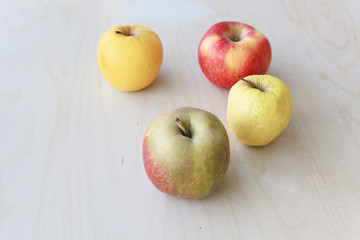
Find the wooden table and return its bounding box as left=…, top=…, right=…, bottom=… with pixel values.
left=1, top=0, right=360, bottom=239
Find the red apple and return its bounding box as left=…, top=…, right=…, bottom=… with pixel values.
left=142, top=107, right=230, bottom=200
left=198, top=21, right=272, bottom=89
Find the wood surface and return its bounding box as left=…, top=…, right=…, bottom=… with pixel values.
left=1, top=0, right=360, bottom=239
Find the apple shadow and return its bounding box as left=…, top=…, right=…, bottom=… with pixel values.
left=138, top=69, right=173, bottom=94
left=202, top=123, right=300, bottom=204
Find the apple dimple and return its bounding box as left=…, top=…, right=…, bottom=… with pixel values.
left=224, top=28, right=243, bottom=42
left=238, top=76, right=264, bottom=92
left=114, top=26, right=134, bottom=37
left=228, top=35, right=242, bottom=42
left=224, top=23, right=249, bottom=43
left=175, top=118, right=192, bottom=138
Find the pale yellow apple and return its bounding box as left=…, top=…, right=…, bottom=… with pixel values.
left=227, top=75, right=293, bottom=146
left=97, top=25, right=163, bottom=91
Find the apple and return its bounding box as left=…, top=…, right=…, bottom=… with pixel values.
left=227, top=75, right=293, bottom=146
left=142, top=107, right=230, bottom=200
left=97, top=25, right=163, bottom=91
left=198, top=21, right=272, bottom=89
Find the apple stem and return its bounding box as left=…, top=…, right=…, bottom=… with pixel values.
left=238, top=76, right=259, bottom=90
left=115, top=30, right=130, bottom=36
left=175, top=118, right=191, bottom=138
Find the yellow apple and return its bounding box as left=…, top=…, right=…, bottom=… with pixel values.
left=227, top=75, right=293, bottom=146
left=97, top=25, right=163, bottom=91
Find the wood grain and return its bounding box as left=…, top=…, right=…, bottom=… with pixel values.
left=1, top=0, right=359, bottom=239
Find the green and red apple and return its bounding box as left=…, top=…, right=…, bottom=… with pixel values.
left=198, top=21, right=272, bottom=89
left=227, top=75, right=293, bottom=146
left=143, top=107, right=230, bottom=200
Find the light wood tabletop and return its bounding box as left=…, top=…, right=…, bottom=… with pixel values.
left=1, top=0, right=360, bottom=239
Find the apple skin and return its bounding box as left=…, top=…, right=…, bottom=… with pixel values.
left=143, top=107, right=230, bottom=200
left=98, top=25, right=163, bottom=91
left=227, top=75, right=293, bottom=146
left=198, top=21, right=272, bottom=89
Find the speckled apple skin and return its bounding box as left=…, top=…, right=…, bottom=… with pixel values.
left=198, top=21, right=272, bottom=89
left=143, top=107, right=230, bottom=200
left=227, top=75, right=293, bottom=146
